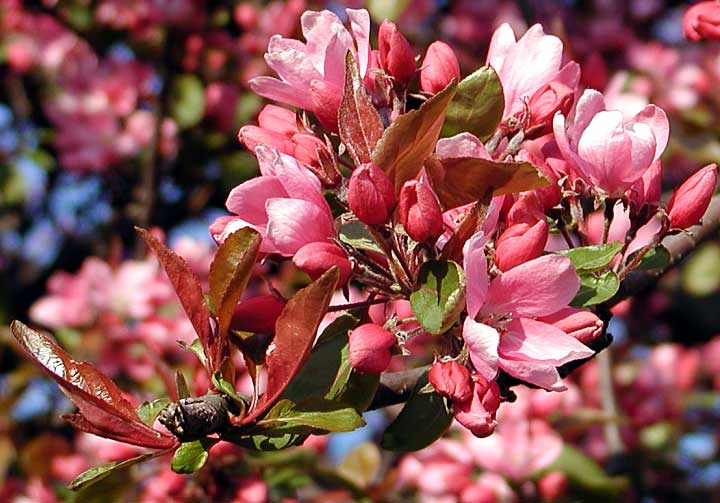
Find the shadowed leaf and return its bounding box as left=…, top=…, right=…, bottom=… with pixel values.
left=69, top=452, right=161, bottom=491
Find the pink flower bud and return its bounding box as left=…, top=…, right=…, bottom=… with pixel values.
left=257, top=104, right=298, bottom=136
left=238, top=125, right=295, bottom=156
left=494, top=220, right=549, bottom=271
left=667, top=163, right=717, bottom=229
left=537, top=471, right=568, bottom=502
left=309, top=79, right=342, bottom=133
left=348, top=323, right=396, bottom=373
left=526, top=81, right=574, bottom=136
left=347, top=163, right=396, bottom=225
left=378, top=20, right=416, bottom=89
left=397, top=180, right=444, bottom=243
left=420, top=41, right=461, bottom=94
left=454, top=378, right=500, bottom=438
left=230, top=295, right=286, bottom=334
left=291, top=133, right=327, bottom=168
left=538, top=306, right=604, bottom=344
left=683, top=1, right=720, bottom=41
left=428, top=360, right=473, bottom=403
left=293, top=242, right=352, bottom=285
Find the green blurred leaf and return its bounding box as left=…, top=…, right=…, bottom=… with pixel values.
left=559, top=243, right=623, bottom=271
left=367, top=0, right=411, bottom=21
left=69, top=452, right=157, bottom=491
left=410, top=260, right=466, bottom=334
left=681, top=243, right=720, bottom=297
left=571, top=271, right=620, bottom=307
left=442, top=66, right=504, bottom=140
left=171, top=438, right=218, bottom=474
left=136, top=398, right=170, bottom=426
left=170, top=74, right=205, bottom=129
left=337, top=442, right=381, bottom=489
left=543, top=445, right=628, bottom=495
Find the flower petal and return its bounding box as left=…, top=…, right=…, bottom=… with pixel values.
left=249, top=76, right=312, bottom=110
left=499, top=357, right=566, bottom=391
left=265, top=198, right=335, bottom=256
left=499, top=317, right=595, bottom=365
left=225, top=176, right=288, bottom=225
left=463, top=231, right=489, bottom=317
left=463, top=318, right=499, bottom=382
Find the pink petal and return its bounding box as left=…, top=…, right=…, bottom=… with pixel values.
left=301, top=10, right=348, bottom=74
left=499, top=317, right=594, bottom=366
left=347, top=9, right=371, bottom=77
left=486, top=23, right=516, bottom=72
left=484, top=255, right=579, bottom=318
left=571, top=89, right=607, bottom=146
left=499, top=358, right=566, bottom=391
left=553, top=111, right=592, bottom=182
left=323, top=33, right=351, bottom=88
left=255, top=146, right=326, bottom=208
left=626, top=214, right=662, bottom=258
left=554, top=61, right=581, bottom=90
left=628, top=104, right=669, bottom=163
left=249, top=76, right=312, bottom=110
left=265, top=198, right=335, bottom=256
left=225, top=176, right=288, bottom=225
left=436, top=133, right=492, bottom=160
left=265, top=35, right=322, bottom=89
left=463, top=232, right=489, bottom=317
left=463, top=318, right=500, bottom=382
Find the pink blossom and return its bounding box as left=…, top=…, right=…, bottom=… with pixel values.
left=211, top=146, right=336, bottom=256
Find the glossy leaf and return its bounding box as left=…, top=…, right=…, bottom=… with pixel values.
left=259, top=398, right=365, bottom=432
left=171, top=438, right=218, bottom=474
left=425, top=155, right=549, bottom=210
left=136, top=399, right=170, bottom=426
left=442, top=66, right=504, bottom=140
left=170, top=74, right=205, bottom=129
left=339, top=51, right=384, bottom=166
left=69, top=452, right=159, bottom=491
left=372, top=81, right=457, bottom=193
left=339, top=221, right=384, bottom=254
left=410, top=260, right=466, bottom=335
left=136, top=228, right=213, bottom=368
left=208, top=227, right=262, bottom=338
left=381, top=372, right=453, bottom=451
left=559, top=243, right=623, bottom=271
left=633, top=244, right=671, bottom=270
left=571, top=271, right=621, bottom=307
left=241, top=268, right=340, bottom=424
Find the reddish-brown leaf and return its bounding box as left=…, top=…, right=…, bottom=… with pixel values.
left=241, top=267, right=339, bottom=424
left=339, top=52, right=384, bottom=166
left=11, top=321, right=177, bottom=450
left=425, top=155, right=550, bottom=210
left=372, top=81, right=457, bottom=193
left=440, top=199, right=491, bottom=263
left=136, top=227, right=214, bottom=368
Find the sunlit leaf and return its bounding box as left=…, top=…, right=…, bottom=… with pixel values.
left=171, top=438, right=218, bottom=474
left=559, top=243, right=623, bottom=271
left=259, top=398, right=365, bottom=432
left=337, top=442, right=381, bottom=489
left=136, top=399, right=170, bottom=426
left=571, top=271, right=620, bottom=307
left=442, top=66, right=504, bottom=140
left=410, top=260, right=466, bottom=335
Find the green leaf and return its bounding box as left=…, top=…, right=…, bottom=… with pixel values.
left=425, top=156, right=549, bottom=210
left=410, top=260, right=466, bottom=334
left=542, top=445, right=628, bottom=495
left=372, top=81, right=457, bottom=193
left=211, top=371, right=249, bottom=407
left=681, top=242, right=720, bottom=297
left=171, top=438, right=218, bottom=474
left=208, top=227, right=262, bottom=337
left=69, top=452, right=158, bottom=491
left=571, top=271, right=620, bottom=307
left=260, top=399, right=365, bottom=432
left=634, top=245, right=670, bottom=270
left=442, top=66, right=504, bottom=140
left=170, top=74, right=206, bottom=129
left=367, top=0, right=410, bottom=21
left=178, top=338, right=208, bottom=369
left=381, top=372, right=453, bottom=451
left=559, top=243, right=623, bottom=271
left=339, top=221, right=384, bottom=254
left=136, top=399, right=170, bottom=426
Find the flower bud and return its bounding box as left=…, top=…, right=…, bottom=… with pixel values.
left=494, top=220, right=549, bottom=271
left=538, top=307, right=603, bottom=344
left=683, top=1, right=720, bottom=41
left=347, top=163, right=396, bottom=225
left=538, top=471, right=569, bottom=502
left=293, top=242, right=352, bottom=285
left=526, top=81, right=574, bottom=137
left=309, top=79, right=342, bottom=133
left=667, top=163, right=717, bottom=229
left=397, top=181, right=444, bottom=243
left=230, top=295, right=286, bottom=334
left=348, top=323, right=396, bottom=373
left=428, top=360, right=473, bottom=403
left=257, top=104, right=298, bottom=136
left=291, top=133, right=327, bottom=168
left=453, top=378, right=500, bottom=438
left=378, top=20, right=416, bottom=89
left=363, top=50, right=391, bottom=108
left=420, top=41, right=461, bottom=94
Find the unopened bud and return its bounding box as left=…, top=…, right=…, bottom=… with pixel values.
left=526, top=81, right=574, bottom=136
left=420, top=41, right=460, bottom=94
left=230, top=295, right=286, bottom=334
left=683, top=1, right=720, bottom=41
left=428, top=360, right=473, bottom=403
left=257, top=104, right=298, bottom=136
left=378, top=20, right=416, bottom=89
left=291, top=133, right=328, bottom=168
left=348, top=323, right=397, bottom=373
left=538, top=306, right=603, bottom=344
left=494, top=220, right=549, bottom=271
left=453, top=378, right=500, bottom=438
left=309, top=79, right=342, bottom=133
left=397, top=180, right=444, bottom=243
left=667, top=163, right=717, bottom=229
left=348, top=163, right=396, bottom=225
left=293, top=242, right=352, bottom=285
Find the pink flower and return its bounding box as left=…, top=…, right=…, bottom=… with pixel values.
left=348, top=323, right=397, bottom=373
left=420, top=41, right=461, bottom=95
left=429, top=360, right=474, bottom=403
left=683, top=1, right=720, bottom=41
left=494, top=220, right=549, bottom=272
left=397, top=180, right=444, bottom=243
left=667, top=163, right=718, bottom=229
left=454, top=378, right=501, bottom=437
left=463, top=233, right=594, bottom=391
left=293, top=242, right=353, bottom=285
left=211, top=146, right=336, bottom=256
left=486, top=23, right=580, bottom=122
left=378, top=20, right=416, bottom=89
left=553, top=89, right=669, bottom=197
left=347, top=162, right=396, bottom=226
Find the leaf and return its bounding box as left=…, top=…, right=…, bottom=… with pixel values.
left=11, top=321, right=177, bottom=450
left=336, top=442, right=381, bottom=489
left=410, top=260, right=466, bottom=335
left=339, top=52, right=384, bottom=166
left=136, top=399, right=170, bottom=426
left=339, top=221, right=384, bottom=254
left=211, top=370, right=249, bottom=408
left=175, top=370, right=191, bottom=399
left=425, top=155, right=549, bottom=210
left=208, top=227, right=262, bottom=339
left=542, top=445, right=628, bottom=495
left=260, top=399, right=365, bottom=432
left=367, top=0, right=410, bottom=21
left=634, top=245, right=671, bottom=270
left=559, top=243, right=623, bottom=271
left=241, top=268, right=340, bottom=424
left=442, top=66, right=504, bottom=140
left=440, top=200, right=490, bottom=262
left=171, top=438, right=218, bottom=474
left=571, top=271, right=620, bottom=307
left=170, top=74, right=205, bottom=129
left=69, top=452, right=159, bottom=491
left=381, top=372, right=453, bottom=451
left=136, top=228, right=213, bottom=369
left=178, top=338, right=209, bottom=369
left=372, top=81, right=457, bottom=193
left=681, top=242, right=720, bottom=296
